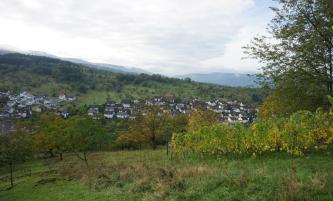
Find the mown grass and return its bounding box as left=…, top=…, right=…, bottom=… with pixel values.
left=1, top=149, right=333, bottom=201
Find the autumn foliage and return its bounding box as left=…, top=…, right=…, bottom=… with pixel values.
left=172, top=108, right=333, bottom=157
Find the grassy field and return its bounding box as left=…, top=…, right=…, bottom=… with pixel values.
left=1, top=149, right=333, bottom=201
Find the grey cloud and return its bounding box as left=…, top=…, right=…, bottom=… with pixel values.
left=0, top=0, right=271, bottom=75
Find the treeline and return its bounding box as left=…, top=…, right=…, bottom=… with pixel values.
left=172, top=98, right=333, bottom=157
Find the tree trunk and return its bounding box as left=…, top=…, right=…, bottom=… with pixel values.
left=59, top=152, right=63, bottom=161
left=49, top=149, right=55, bottom=158
left=83, top=152, right=89, bottom=168
left=9, top=161, right=13, bottom=189
left=329, top=47, right=333, bottom=94
left=151, top=129, right=157, bottom=149
left=151, top=137, right=157, bottom=150
left=166, top=141, right=169, bottom=155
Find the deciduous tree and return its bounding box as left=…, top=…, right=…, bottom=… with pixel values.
left=245, top=0, right=333, bottom=115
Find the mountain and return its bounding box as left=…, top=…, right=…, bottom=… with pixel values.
left=0, top=48, right=150, bottom=75
left=0, top=53, right=265, bottom=105
left=179, top=73, right=257, bottom=87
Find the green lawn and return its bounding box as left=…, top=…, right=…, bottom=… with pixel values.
left=1, top=149, right=333, bottom=201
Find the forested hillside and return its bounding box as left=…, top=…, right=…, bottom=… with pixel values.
left=0, top=53, right=265, bottom=105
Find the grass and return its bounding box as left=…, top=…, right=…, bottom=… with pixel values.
left=1, top=149, right=333, bottom=201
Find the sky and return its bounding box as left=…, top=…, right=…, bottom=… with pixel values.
left=0, top=0, right=276, bottom=75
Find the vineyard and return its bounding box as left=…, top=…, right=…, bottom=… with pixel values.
left=172, top=106, right=333, bottom=157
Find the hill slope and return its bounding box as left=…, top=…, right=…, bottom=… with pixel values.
left=1, top=149, right=332, bottom=201
left=0, top=53, right=265, bottom=105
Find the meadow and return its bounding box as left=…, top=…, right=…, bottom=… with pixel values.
left=1, top=149, right=333, bottom=201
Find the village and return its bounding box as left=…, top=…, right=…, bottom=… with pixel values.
left=0, top=91, right=258, bottom=133
left=88, top=97, right=258, bottom=124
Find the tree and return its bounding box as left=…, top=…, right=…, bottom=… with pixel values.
left=116, top=115, right=147, bottom=149
left=117, top=106, right=171, bottom=149
left=171, top=113, right=189, bottom=133
left=33, top=113, right=68, bottom=160
left=0, top=126, right=33, bottom=189
left=142, top=106, right=172, bottom=149
left=245, top=0, right=333, bottom=115
left=66, top=116, right=106, bottom=167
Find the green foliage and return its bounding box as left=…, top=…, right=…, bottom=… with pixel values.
left=116, top=106, right=174, bottom=149
left=0, top=123, right=33, bottom=188
left=245, top=0, right=333, bottom=114
left=0, top=130, right=33, bottom=166
left=66, top=116, right=107, bottom=153
left=172, top=109, right=333, bottom=157
left=33, top=113, right=68, bottom=159
left=187, top=109, right=219, bottom=132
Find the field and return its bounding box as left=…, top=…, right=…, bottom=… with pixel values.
left=1, top=149, right=333, bottom=201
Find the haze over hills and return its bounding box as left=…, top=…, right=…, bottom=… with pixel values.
left=0, top=48, right=150, bottom=75
left=178, top=73, right=257, bottom=87
left=63, top=58, right=150, bottom=75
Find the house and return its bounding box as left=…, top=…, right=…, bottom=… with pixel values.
left=48, top=100, right=59, bottom=109
left=67, top=96, right=76, bottom=101
left=59, top=94, right=76, bottom=102
left=88, top=107, right=99, bottom=116
left=104, top=106, right=115, bottom=119
left=16, top=107, right=32, bottom=119
left=116, top=109, right=131, bottom=119
left=122, top=103, right=131, bottom=109
left=60, top=111, right=70, bottom=119
left=34, top=96, right=45, bottom=104
left=59, top=94, right=67, bottom=101
left=104, top=111, right=115, bottom=119
left=32, top=105, right=44, bottom=113
left=7, top=101, right=16, bottom=108
left=116, top=111, right=128, bottom=119
left=4, top=106, right=15, bottom=114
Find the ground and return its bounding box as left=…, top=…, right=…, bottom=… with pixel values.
left=1, top=149, right=333, bottom=201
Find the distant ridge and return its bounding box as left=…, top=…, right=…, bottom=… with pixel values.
left=0, top=48, right=150, bottom=75
left=178, top=73, right=257, bottom=87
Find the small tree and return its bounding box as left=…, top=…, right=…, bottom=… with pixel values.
left=142, top=106, right=171, bottom=149
left=116, top=115, right=147, bottom=149
left=33, top=113, right=68, bottom=160
left=0, top=130, right=33, bottom=189
left=66, top=116, right=106, bottom=167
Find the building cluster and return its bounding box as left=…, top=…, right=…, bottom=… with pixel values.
left=88, top=96, right=258, bottom=124
left=0, top=91, right=257, bottom=125
left=0, top=91, right=75, bottom=120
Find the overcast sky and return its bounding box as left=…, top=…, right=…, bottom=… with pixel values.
left=0, top=0, right=275, bottom=75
